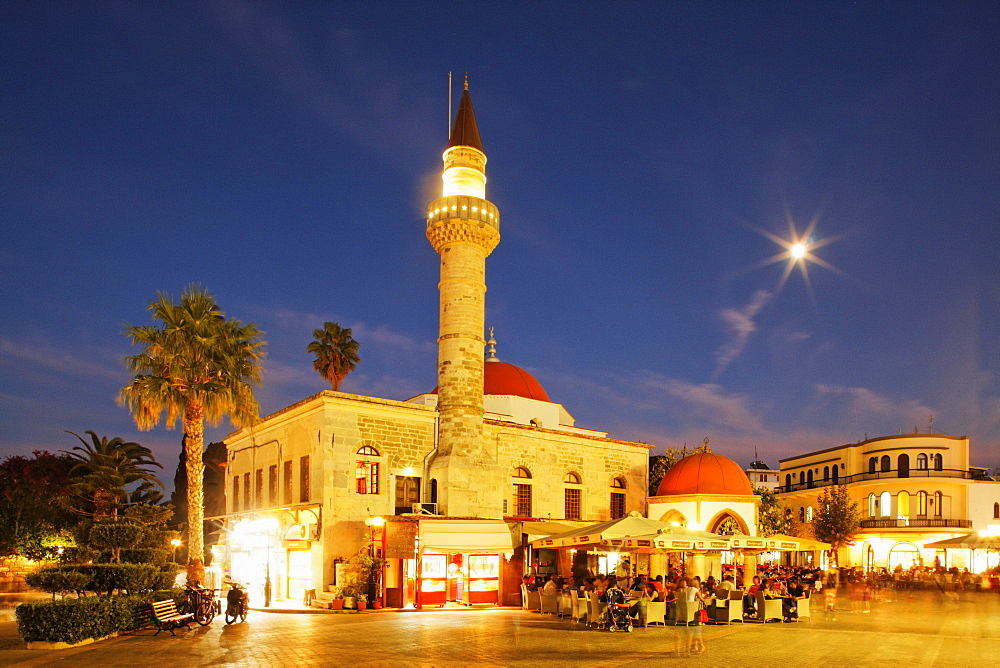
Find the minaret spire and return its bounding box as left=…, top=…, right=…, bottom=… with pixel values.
left=426, top=82, right=501, bottom=518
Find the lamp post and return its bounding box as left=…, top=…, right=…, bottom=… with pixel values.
left=171, top=538, right=181, bottom=564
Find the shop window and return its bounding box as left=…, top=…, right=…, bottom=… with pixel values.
left=933, top=454, right=943, bottom=471
left=356, top=461, right=380, bottom=495
left=917, top=454, right=928, bottom=470
left=356, top=446, right=380, bottom=495
left=565, top=488, right=581, bottom=520
left=917, top=491, right=928, bottom=516
left=934, top=491, right=942, bottom=517
left=255, top=469, right=263, bottom=508
left=514, top=483, right=532, bottom=517
left=868, top=493, right=876, bottom=517
left=268, top=465, right=278, bottom=506
left=610, top=492, right=626, bottom=519
left=232, top=476, right=239, bottom=513
left=868, top=457, right=877, bottom=474
left=880, top=491, right=891, bottom=517
left=880, top=456, right=891, bottom=473
left=898, top=454, right=910, bottom=478
left=299, top=455, right=310, bottom=503
left=243, top=472, right=251, bottom=511
left=283, top=460, right=293, bottom=505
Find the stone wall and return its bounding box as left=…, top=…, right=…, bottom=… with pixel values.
left=0, top=557, right=44, bottom=593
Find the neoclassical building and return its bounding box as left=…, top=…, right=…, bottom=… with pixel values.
left=222, top=83, right=649, bottom=607
left=777, top=433, right=1000, bottom=572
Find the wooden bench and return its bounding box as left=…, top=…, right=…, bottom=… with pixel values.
left=151, top=599, right=194, bottom=636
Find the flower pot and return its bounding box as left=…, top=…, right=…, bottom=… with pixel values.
left=330, top=599, right=344, bottom=610
left=357, top=601, right=367, bottom=611
left=344, top=596, right=356, bottom=609
left=372, top=601, right=383, bottom=610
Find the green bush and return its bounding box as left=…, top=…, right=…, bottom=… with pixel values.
left=16, top=594, right=157, bottom=644
left=154, top=564, right=181, bottom=590
left=119, top=547, right=170, bottom=566
left=81, top=563, right=161, bottom=594
left=24, top=568, right=91, bottom=598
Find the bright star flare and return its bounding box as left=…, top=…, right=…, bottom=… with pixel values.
left=746, top=209, right=843, bottom=302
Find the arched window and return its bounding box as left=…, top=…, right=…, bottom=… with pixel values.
left=880, top=456, right=891, bottom=473
left=933, top=454, right=943, bottom=471
left=564, top=472, right=582, bottom=520
left=807, top=470, right=814, bottom=488
left=868, top=493, right=876, bottom=517
left=897, top=491, right=909, bottom=517
left=785, top=474, right=791, bottom=490
left=916, top=491, right=928, bottom=516
left=868, top=457, right=877, bottom=474
left=513, top=468, right=532, bottom=517
left=898, top=454, right=910, bottom=478
left=994, top=502, right=999, bottom=520
left=880, top=491, right=891, bottom=517
left=798, top=507, right=805, bottom=522
left=833, top=466, right=839, bottom=484
left=934, top=491, right=942, bottom=517
left=916, top=454, right=928, bottom=470
left=610, top=478, right=627, bottom=519
left=823, top=466, right=830, bottom=481
left=355, top=446, right=380, bottom=494
left=806, top=506, right=814, bottom=522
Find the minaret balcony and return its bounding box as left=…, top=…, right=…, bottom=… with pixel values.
left=427, top=196, right=499, bottom=232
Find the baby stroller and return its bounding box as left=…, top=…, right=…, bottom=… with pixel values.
left=604, top=585, right=633, bottom=632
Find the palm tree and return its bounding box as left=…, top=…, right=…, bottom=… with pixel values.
left=62, top=430, right=164, bottom=520
left=118, top=284, right=264, bottom=582
left=307, top=321, right=360, bottom=391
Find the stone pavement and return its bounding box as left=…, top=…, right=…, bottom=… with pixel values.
left=2, top=587, right=999, bottom=666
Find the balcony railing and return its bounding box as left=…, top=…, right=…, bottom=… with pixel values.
left=859, top=518, right=972, bottom=529
left=776, top=468, right=979, bottom=494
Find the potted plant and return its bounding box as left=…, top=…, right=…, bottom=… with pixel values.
left=329, top=586, right=345, bottom=610
left=356, top=593, right=368, bottom=611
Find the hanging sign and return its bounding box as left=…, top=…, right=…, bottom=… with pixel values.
left=385, top=521, right=419, bottom=559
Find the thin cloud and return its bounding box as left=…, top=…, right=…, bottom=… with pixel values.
left=812, top=384, right=935, bottom=429
left=0, top=338, right=123, bottom=382
left=713, top=289, right=772, bottom=379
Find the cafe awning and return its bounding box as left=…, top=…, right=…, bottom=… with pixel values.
left=418, top=518, right=515, bottom=555
left=653, top=527, right=732, bottom=551
left=529, top=513, right=673, bottom=549
left=728, top=533, right=803, bottom=551
left=925, top=532, right=1000, bottom=549
left=516, top=521, right=580, bottom=543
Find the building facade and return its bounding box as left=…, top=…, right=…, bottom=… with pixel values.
left=221, top=83, right=649, bottom=607
left=777, top=433, right=1000, bottom=572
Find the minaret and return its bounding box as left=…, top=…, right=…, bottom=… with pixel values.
left=426, top=79, right=501, bottom=517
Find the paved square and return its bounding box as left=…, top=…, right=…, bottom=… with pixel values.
left=2, top=588, right=999, bottom=666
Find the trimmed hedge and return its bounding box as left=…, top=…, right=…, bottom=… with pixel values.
left=24, top=563, right=181, bottom=596
left=15, top=589, right=183, bottom=644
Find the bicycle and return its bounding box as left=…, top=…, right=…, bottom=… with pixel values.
left=180, top=583, right=220, bottom=626
left=225, top=581, right=250, bottom=624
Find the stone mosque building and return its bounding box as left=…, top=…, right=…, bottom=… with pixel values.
left=221, top=83, right=653, bottom=607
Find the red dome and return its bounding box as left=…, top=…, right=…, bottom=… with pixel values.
left=656, top=452, right=753, bottom=496
left=431, top=361, right=551, bottom=402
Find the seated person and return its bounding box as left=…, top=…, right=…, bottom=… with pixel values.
left=784, top=577, right=805, bottom=622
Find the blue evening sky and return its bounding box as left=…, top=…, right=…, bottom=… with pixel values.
left=2, top=2, right=998, bottom=480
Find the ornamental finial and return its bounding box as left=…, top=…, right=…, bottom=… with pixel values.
left=486, top=326, right=499, bottom=362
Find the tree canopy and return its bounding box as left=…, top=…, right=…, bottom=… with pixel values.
left=754, top=486, right=790, bottom=537
left=62, top=430, right=164, bottom=520
left=119, top=284, right=264, bottom=581
left=307, top=321, right=360, bottom=391
left=0, top=451, right=77, bottom=560
left=813, top=484, right=862, bottom=559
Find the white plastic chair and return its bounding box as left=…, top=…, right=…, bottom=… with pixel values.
left=645, top=600, right=666, bottom=626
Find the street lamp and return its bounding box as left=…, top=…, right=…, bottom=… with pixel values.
left=171, top=538, right=181, bottom=564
